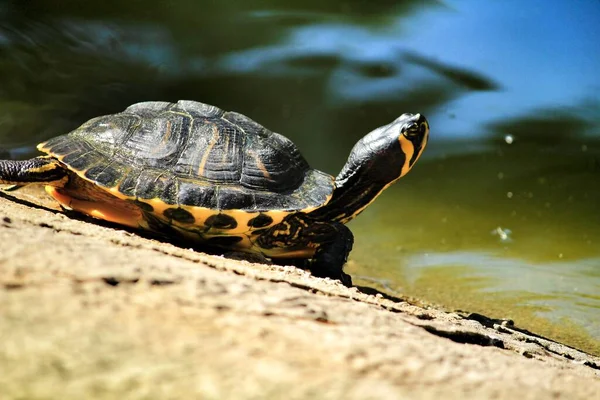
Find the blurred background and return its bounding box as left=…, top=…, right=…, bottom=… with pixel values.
left=0, top=0, right=599, bottom=354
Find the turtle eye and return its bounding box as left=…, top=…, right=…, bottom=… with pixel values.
left=403, top=120, right=428, bottom=139
left=403, top=122, right=421, bottom=138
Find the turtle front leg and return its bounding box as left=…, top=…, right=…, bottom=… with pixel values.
left=256, top=213, right=354, bottom=286
left=0, top=157, right=67, bottom=185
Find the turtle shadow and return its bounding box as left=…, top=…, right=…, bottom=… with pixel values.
left=0, top=188, right=208, bottom=249
left=2, top=189, right=407, bottom=297
left=352, top=285, right=409, bottom=303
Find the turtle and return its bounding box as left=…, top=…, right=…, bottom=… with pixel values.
left=0, top=100, right=429, bottom=286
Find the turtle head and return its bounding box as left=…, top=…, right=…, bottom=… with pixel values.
left=312, top=113, right=429, bottom=224
left=337, top=113, right=429, bottom=188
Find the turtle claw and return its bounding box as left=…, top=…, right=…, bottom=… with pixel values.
left=339, top=271, right=353, bottom=287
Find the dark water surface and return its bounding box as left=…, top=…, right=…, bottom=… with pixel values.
left=1, top=1, right=599, bottom=353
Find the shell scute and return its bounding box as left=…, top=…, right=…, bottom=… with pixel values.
left=38, top=100, right=335, bottom=213
left=134, top=170, right=178, bottom=204
left=178, top=180, right=218, bottom=209
left=84, top=164, right=123, bottom=188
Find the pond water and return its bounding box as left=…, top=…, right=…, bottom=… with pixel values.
left=1, top=1, right=599, bottom=354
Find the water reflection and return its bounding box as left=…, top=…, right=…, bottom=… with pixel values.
left=405, top=251, right=600, bottom=334
left=0, top=0, right=599, bottom=353
left=348, top=131, right=600, bottom=352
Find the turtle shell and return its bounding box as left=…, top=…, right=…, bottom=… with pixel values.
left=38, top=101, right=334, bottom=215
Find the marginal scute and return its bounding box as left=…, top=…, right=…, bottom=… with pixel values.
left=217, top=186, right=256, bottom=210
left=94, top=165, right=122, bottom=187
left=163, top=207, right=196, bottom=224
left=37, top=134, right=69, bottom=153
left=178, top=180, right=217, bottom=208
left=134, top=170, right=178, bottom=204
left=43, top=137, right=89, bottom=159
left=80, top=161, right=130, bottom=189
left=247, top=214, right=274, bottom=228
left=205, top=214, right=238, bottom=230
left=118, top=170, right=143, bottom=197
left=61, top=152, right=93, bottom=171
left=158, top=176, right=179, bottom=205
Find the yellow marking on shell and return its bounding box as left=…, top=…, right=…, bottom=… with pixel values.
left=175, top=208, right=288, bottom=234
left=167, top=110, right=193, bottom=118
left=163, top=120, right=172, bottom=143
left=252, top=210, right=289, bottom=227
left=254, top=153, right=271, bottom=180
left=222, top=134, right=230, bottom=164
left=108, top=185, right=127, bottom=197
left=145, top=197, right=178, bottom=216
left=47, top=172, right=317, bottom=260
left=106, top=182, right=293, bottom=235
left=197, top=125, right=219, bottom=176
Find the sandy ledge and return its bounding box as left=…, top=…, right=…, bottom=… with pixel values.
left=0, top=188, right=599, bottom=400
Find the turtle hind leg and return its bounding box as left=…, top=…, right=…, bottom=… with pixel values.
left=256, top=213, right=354, bottom=287
left=0, top=157, right=67, bottom=186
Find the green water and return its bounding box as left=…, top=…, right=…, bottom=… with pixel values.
left=349, top=139, right=600, bottom=354
left=0, top=1, right=599, bottom=354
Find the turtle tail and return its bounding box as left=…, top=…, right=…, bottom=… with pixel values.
left=0, top=157, right=67, bottom=186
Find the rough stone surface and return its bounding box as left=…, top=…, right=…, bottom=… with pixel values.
left=0, top=188, right=599, bottom=400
